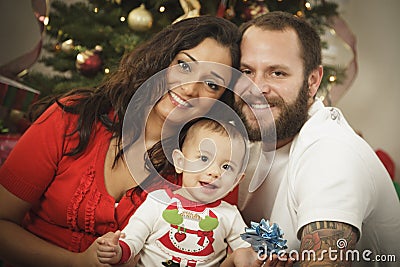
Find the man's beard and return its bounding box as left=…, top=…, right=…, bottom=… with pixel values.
left=234, top=80, right=310, bottom=142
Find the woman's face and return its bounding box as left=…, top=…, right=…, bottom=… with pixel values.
left=153, top=38, right=233, bottom=125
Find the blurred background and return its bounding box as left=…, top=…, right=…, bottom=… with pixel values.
left=0, top=0, right=399, bottom=185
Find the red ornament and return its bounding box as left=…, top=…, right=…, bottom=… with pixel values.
left=75, top=47, right=102, bottom=76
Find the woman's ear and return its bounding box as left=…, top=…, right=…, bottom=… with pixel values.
left=172, top=149, right=185, bottom=174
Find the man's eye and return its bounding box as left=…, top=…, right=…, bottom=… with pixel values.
left=178, top=60, right=191, bottom=73
left=272, top=71, right=285, bottom=77
left=200, top=155, right=209, bottom=162
left=204, top=81, right=220, bottom=91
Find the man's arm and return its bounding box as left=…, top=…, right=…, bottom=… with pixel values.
left=299, top=221, right=359, bottom=267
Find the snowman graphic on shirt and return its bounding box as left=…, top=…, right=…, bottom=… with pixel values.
left=156, top=196, right=220, bottom=266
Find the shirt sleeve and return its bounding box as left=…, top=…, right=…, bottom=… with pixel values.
left=120, top=192, right=163, bottom=257
left=225, top=205, right=251, bottom=250
left=293, top=138, right=375, bottom=238
left=0, top=103, right=73, bottom=203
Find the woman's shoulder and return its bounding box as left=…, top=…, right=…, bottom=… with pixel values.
left=34, top=97, right=78, bottom=124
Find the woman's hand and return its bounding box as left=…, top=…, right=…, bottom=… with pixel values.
left=96, top=231, right=123, bottom=265
left=74, top=239, right=112, bottom=267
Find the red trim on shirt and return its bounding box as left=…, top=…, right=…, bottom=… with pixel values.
left=163, top=187, right=222, bottom=212
left=117, top=240, right=132, bottom=264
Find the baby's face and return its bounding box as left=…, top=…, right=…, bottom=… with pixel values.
left=178, top=127, right=245, bottom=203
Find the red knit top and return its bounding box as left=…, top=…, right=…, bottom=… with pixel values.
left=0, top=103, right=147, bottom=252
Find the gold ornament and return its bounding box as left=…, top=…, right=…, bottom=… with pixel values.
left=127, top=4, right=153, bottom=32
left=173, top=0, right=201, bottom=24
left=249, top=2, right=269, bottom=18
left=321, top=27, right=354, bottom=67
left=224, top=6, right=236, bottom=20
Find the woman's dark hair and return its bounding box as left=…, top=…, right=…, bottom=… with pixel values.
left=29, top=16, right=240, bottom=165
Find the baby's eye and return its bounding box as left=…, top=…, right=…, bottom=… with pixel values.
left=222, top=164, right=233, bottom=171
left=200, top=155, right=209, bottom=162
left=178, top=60, right=191, bottom=73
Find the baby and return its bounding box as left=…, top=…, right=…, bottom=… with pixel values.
left=96, top=118, right=274, bottom=266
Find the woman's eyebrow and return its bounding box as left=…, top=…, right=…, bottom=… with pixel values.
left=210, top=71, right=226, bottom=85
left=181, top=52, right=226, bottom=84
left=181, top=52, right=198, bottom=63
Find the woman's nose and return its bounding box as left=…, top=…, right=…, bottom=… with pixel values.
left=181, top=82, right=200, bottom=97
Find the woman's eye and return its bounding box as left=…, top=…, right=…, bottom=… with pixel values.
left=241, top=69, right=252, bottom=76
left=200, top=155, right=209, bottom=162
left=178, top=60, right=191, bottom=73
left=204, top=80, right=220, bottom=91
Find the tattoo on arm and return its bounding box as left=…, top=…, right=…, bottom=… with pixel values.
left=299, top=221, right=359, bottom=267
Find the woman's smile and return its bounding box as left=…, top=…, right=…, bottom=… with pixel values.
left=168, top=90, right=193, bottom=108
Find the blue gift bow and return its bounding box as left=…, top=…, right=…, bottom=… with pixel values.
left=240, top=219, right=288, bottom=255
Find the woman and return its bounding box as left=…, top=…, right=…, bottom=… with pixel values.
left=0, top=16, right=240, bottom=267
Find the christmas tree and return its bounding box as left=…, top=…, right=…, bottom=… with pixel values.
left=21, top=0, right=344, bottom=99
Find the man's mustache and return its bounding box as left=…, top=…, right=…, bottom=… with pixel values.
left=238, top=94, right=284, bottom=109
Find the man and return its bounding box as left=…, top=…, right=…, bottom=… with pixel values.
left=234, top=11, right=400, bottom=266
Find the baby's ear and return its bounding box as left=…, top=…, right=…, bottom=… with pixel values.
left=172, top=149, right=184, bottom=174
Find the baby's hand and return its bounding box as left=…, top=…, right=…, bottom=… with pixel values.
left=96, top=230, right=123, bottom=265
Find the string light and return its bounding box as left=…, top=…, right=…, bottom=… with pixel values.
left=120, top=16, right=126, bottom=22
left=17, top=69, right=29, bottom=78
left=159, top=6, right=166, bottom=12
left=104, top=68, right=110, bottom=74
left=94, top=7, right=98, bottom=13
left=76, top=53, right=84, bottom=62
left=305, top=2, right=312, bottom=10
left=329, top=75, right=337, bottom=82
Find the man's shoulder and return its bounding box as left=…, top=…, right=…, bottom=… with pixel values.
left=296, top=103, right=355, bottom=148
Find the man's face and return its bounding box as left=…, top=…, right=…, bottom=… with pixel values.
left=234, top=26, right=312, bottom=142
